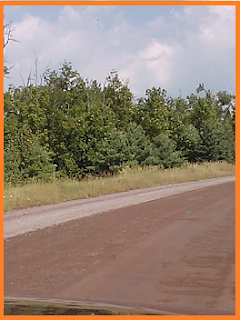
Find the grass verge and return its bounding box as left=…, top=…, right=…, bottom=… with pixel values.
left=4, top=162, right=235, bottom=212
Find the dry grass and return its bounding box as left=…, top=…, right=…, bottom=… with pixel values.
left=4, top=162, right=235, bottom=212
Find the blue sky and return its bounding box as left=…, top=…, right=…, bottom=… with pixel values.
left=4, top=4, right=236, bottom=98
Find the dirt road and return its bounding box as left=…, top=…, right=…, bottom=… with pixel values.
left=4, top=179, right=235, bottom=315
left=4, top=176, right=235, bottom=239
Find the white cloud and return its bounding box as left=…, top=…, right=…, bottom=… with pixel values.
left=119, top=39, right=177, bottom=97
left=4, top=5, right=235, bottom=97
left=140, top=40, right=174, bottom=61
left=172, top=6, right=235, bottom=94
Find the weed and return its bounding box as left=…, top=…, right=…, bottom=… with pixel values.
left=4, top=162, right=235, bottom=212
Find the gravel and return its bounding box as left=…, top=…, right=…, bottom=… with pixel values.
left=4, top=176, right=235, bottom=239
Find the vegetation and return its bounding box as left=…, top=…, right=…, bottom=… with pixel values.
left=4, top=62, right=235, bottom=185
left=4, top=162, right=235, bottom=212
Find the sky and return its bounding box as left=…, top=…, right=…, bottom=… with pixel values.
left=4, top=4, right=236, bottom=99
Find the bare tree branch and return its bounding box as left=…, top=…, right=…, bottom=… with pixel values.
left=4, top=21, right=19, bottom=48
left=4, top=20, right=19, bottom=76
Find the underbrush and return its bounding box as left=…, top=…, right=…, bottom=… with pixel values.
left=4, top=162, right=235, bottom=212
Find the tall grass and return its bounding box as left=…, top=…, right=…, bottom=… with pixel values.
left=4, top=162, right=235, bottom=212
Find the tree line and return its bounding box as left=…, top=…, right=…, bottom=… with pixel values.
left=4, top=62, right=235, bottom=183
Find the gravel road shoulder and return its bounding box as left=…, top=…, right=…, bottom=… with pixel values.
left=4, top=176, right=235, bottom=239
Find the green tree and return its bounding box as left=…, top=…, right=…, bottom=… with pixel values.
left=104, top=70, right=135, bottom=128
left=168, top=97, right=201, bottom=162
left=152, top=133, right=184, bottom=168
left=93, top=129, right=130, bottom=175
left=187, top=85, right=235, bottom=163
left=124, top=122, right=155, bottom=166
left=136, top=87, right=170, bottom=139
left=4, top=124, right=56, bottom=182
left=4, top=64, right=235, bottom=183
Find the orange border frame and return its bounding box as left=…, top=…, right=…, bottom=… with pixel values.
left=1, top=1, right=238, bottom=319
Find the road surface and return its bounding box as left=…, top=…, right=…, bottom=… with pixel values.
left=4, top=177, right=235, bottom=315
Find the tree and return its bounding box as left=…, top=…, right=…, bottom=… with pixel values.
left=92, top=129, right=130, bottom=175
left=124, top=122, right=155, bottom=166
left=4, top=64, right=235, bottom=183
left=136, top=87, right=170, bottom=139
left=168, top=97, right=201, bottom=162
left=216, top=90, right=235, bottom=134
left=152, top=133, right=184, bottom=168
left=187, top=85, right=235, bottom=162
left=4, top=124, right=56, bottom=182
left=4, top=21, right=18, bottom=76
left=104, top=70, right=135, bottom=128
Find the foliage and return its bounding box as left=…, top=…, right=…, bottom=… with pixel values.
left=152, top=133, right=185, bottom=168
left=4, top=63, right=235, bottom=183
left=136, top=87, right=170, bottom=139
left=4, top=125, right=56, bottom=183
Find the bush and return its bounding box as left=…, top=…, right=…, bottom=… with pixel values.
left=152, top=133, right=185, bottom=168
left=4, top=127, right=56, bottom=183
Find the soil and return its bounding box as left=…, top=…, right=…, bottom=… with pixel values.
left=4, top=180, right=235, bottom=315
left=4, top=176, right=235, bottom=239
